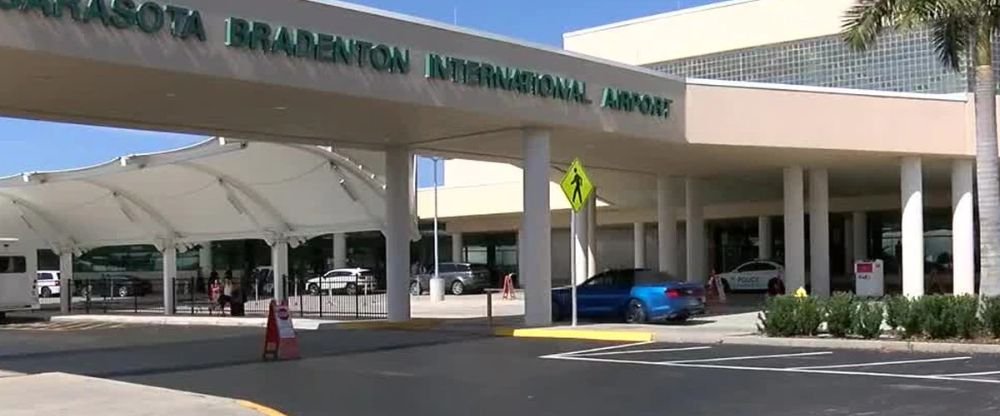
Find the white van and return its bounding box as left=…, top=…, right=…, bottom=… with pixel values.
left=0, top=240, right=39, bottom=318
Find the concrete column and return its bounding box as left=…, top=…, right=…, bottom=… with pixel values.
left=784, top=166, right=806, bottom=294
left=952, top=159, right=975, bottom=295
left=809, top=169, right=830, bottom=298
left=572, top=203, right=588, bottom=285
left=521, top=129, right=552, bottom=326
left=451, top=232, right=463, bottom=263
left=162, top=245, right=177, bottom=315
left=386, top=146, right=412, bottom=321
left=844, top=217, right=854, bottom=276
left=758, top=216, right=773, bottom=260
left=587, top=193, right=597, bottom=277
left=58, top=251, right=72, bottom=314
left=198, top=243, right=212, bottom=277
left=685, top=177, right=705, bottom=283
left=901, top=157, right=924, bottom=297
left=333, top=233, right=347, bottom=269
left=633, top=222, right=646, bottom=268
left=657, top=176, right=678, bottom=274
left=852, top=211, right=868, bottom=261
left=271, top=239, right=289, bottom=302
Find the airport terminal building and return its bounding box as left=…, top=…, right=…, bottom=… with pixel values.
left=0, top=0, right=987, bottom=325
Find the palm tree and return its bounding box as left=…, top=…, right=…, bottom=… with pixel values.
left=842, top=0, right=1000, bottom=297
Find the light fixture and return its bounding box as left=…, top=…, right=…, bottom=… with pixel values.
left=272, top=106, right=288, bottom=111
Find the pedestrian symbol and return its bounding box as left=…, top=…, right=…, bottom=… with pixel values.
left=559, top=159, right=594, bottom=213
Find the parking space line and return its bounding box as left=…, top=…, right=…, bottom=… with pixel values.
left=934, top=370, right=1000, bottom=377
left=662, top=351, right=832, bottom=364
left=540, top=341, right=653, bottom=358
left=664, top=362, right=1000, bottom=384
left=791, top=356, right=971, bottom=370
left=579, top=346, right=712, bottom=357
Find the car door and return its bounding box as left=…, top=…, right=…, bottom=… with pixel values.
left=577, top=271, right=618, bottom=317
left=328, top=271, right=352, bottom=291
left=739, top=262, right=774, bottom=290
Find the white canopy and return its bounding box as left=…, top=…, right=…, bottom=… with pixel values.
left=0, top=138, right=412, bottom=254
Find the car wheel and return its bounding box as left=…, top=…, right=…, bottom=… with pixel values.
left=307, top=284, right=320, bottom=296
left=409, top=281, right=421, bottom=296
left=624, top=299, right=647, bottom=324
left=117, top=286, right=130, bottom=298
left=721, top=279, right=731, bottom=294
left=450, top=281, right=465, bottom=296
left=41, top=287, right=51, bottom=298
left=345, top=283, right=357, bottom=296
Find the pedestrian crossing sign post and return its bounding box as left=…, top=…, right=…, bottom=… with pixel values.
left=560, top=158, right=594, bottom=213
left=560, top=158, right=594, bottom=328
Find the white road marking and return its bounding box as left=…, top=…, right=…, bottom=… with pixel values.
left=540, top=341, right=653, bottom=359
left=662, top=351, right=832, bottom=364
left=664, top=362, right=1000, bottom=385
left=791, top=356, right=972, bottom=370
left=934, top=370, right=1000, bottom=377
left=579, top=346, right=712, bottom=357
left=542, top=354, right=1000, bottom=385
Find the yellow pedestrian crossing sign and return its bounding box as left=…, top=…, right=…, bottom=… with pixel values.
left=560, top=159, right=594, bottom=213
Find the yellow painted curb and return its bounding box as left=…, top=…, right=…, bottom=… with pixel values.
left=334, top=318, right=443, bottom=331
left=494, top=327, right=654, bottom=342
left=236, top=399, right=287, bottom=416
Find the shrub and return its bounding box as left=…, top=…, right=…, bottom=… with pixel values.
left=919, top=295, right=958, bottom=340
left=899, top=297, right=924, bottom=339
left=757, top=296, right=798, bottom=337
left=824, top=292, right=854, bottom=338
left=795, top=297, right=824, bottom=337
left=851, top=301, right=884, bottom=339
left=982, top=296, right=1000, bottom=338
left=952, top=295, right=979, bottom=340
left=884, top=296, right=909, bottom=331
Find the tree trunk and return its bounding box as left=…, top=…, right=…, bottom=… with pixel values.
left=974, top=35, right=1000, bottom=297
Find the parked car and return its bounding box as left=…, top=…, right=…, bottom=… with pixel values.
left=36, top=270, right=61, bottom=298
left=551, top=268, right=705, bottom=324
left=716, top=260, right=784, bottom=292
left=306, top=268, right=377, bottom=295
left=410, top=263, right=491, bottom=296
left=73, top=274, right=153, bottom=298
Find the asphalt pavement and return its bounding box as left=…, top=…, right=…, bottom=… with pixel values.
left=0, top=322, right=999, bottom=415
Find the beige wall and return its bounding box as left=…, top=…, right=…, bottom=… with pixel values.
left=564, top=0, right=856, bottom=65
left=685, top=81, right=973, bottom=155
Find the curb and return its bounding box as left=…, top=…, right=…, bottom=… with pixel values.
left=719, top=335, right=1000, bottom=354
left=494, top=327, right=654, bottom=342
left=50, top=314, right=328, bottom=330
left=331, top=318, right=444, bottom=331
left=235, top=399, right=287, bottom=416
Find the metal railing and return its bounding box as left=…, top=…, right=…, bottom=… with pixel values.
left=66, top=274, right=387, bottom=320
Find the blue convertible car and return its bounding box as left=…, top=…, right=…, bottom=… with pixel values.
left=552, top=269, right=706, bottom=323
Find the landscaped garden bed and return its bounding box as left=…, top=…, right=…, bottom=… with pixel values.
left=757, top=293, right=1000, bottom=344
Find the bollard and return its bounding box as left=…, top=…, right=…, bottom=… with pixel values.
left=484, top=288, right=502, bottom=328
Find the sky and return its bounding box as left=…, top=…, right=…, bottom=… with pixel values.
left=0, top=0, right=721, bottom=185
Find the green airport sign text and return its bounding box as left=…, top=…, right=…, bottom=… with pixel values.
left=1, top=3, right=673, bottom=120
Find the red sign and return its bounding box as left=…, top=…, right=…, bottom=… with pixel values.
left=262, top=300, right=300, bottom=361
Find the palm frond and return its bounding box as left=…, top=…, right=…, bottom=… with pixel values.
left=930, top=14, right=972, bottom=70
left=841, top=0, right=956, bottom=50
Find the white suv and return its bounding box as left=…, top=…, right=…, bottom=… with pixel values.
left=306, top=268, right=377, bottom=296
left=36, top=270, right=61, bottom=298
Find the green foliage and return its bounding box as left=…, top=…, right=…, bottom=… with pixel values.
left=884, top=295, right=909, bottom=331
left=757, top=296, right=798, bottom=337
left=795, top=297, right=824, bottom=337
left=982, top=297, right=1000, bottom=338
left=952, top=295, right=980, bottom=340
left=824, top=292, right=854, bottom=338
left=900, top=297, right=924, bottom=339
left=851, top=301, right=884, bottom=340
left=918, top=295, right=958, bottom=340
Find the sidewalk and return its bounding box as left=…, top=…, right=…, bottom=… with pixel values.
left=0, top=373, right=277, bottom=415
left=50, top=314, right=342, bottom=330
